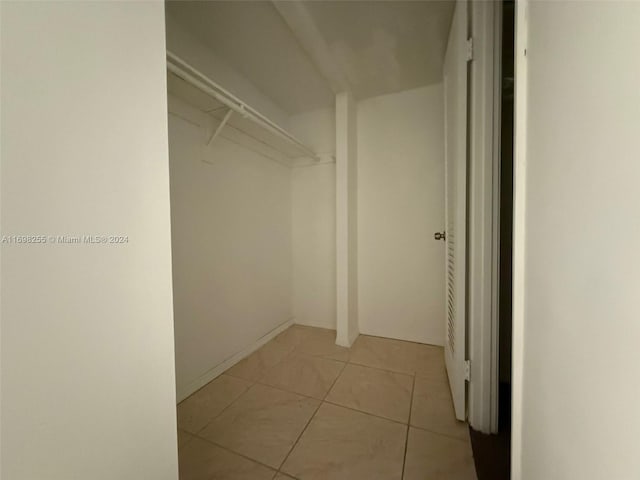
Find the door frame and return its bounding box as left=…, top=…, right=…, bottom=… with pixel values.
left=467, top=0, right=503, bottom=434
left=510, top=0, right=529, bottom=477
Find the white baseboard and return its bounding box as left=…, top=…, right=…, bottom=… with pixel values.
left=357, top=328, right=444, bottom=347
left=176, top=317, right=295, bottom=403
left=294, top=319, right=337, bottom=331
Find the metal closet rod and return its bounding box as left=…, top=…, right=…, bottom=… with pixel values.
left=166, top=51, right=319, bottom=161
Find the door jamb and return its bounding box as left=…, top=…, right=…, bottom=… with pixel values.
left=511, top=0, right=529, bottom=477
left=467, top=0, right=502, bottom=434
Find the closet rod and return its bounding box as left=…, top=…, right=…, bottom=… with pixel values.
left=167, top=51, right=319, bottom=161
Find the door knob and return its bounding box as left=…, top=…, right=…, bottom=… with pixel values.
left=434, top=231, right=446, bottom=241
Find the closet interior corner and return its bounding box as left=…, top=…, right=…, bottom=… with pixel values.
left=166, top=0, right=451, bottom=416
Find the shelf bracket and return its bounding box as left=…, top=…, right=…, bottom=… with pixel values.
left=206, top=108, right=233, bottom=146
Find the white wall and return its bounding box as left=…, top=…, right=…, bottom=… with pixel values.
left=169, top=97, right=292, bottom=401
left=1, top=2, right=178, bottom=479
left=514, top=2, right=640, bottom=479
left=290, top=108, right=337, bottom=329
left=357, top=85, right=445, bottom=345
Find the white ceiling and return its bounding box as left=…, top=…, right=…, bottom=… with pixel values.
left=166, top=0, right=455, bottom=115
left=303, top=1, right=455, bottom=99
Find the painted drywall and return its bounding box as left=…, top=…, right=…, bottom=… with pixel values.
left=166, top=1, right=334, bottom=114
left=336, top=92, right=360, bottom=347
left=167, top=0, right=455, bottom=108
left=357, top=85, right=445, bottom=345
left=304, top=1, right=454, bottom=99
left=291, top=165, right=336, bottom=329
left=165, top=14, right=291, bottom=130
left=0, top=2, right=178, bottom=479
left=169, top=96, right=292, bottom=401
left=290, top=108, right=337, bottom=329
left=515, top=2, right=640, bottom=479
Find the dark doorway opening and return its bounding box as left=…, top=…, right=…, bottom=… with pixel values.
left=469, top=2, right=514, bottom=479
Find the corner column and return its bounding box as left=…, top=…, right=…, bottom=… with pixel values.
left=335, top=91, right=359, bottom=347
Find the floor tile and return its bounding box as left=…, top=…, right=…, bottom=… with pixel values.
left=293, top=328, right=350, bottom=362
left=410, top=376, right=468, bottom=440
left=413, top=344, right=447, bottom=383
left=226, top=340, right=294, bottom=382
left=274, top=325, right=315, bottom=349
left=199, top=384, right=320, bottom=469
left=326, top=364, right=413, bottom=423
left=349, top=335, right=417, bottom=374
left=178, top=429, right=194, bottom=451
left=178, top=436, right=275, bottom=480
left=403, top=427, right=476, bottom=480
left=282, top=403, right=407, bottom=480
left=177, top=375, right=252, bottom=433
left=261, top=353, right=345, bottom=399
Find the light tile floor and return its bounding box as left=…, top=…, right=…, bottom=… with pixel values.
left=177, top=325, right=477, bottom=480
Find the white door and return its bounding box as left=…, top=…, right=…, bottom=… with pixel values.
left=443, top=0, right=469, bottom=421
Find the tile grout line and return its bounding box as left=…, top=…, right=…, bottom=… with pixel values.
left=202, top=335, right=344, bottom=439
left=181, top=330, right=326, bottom=477
left=224, top=333, right=442, bottom=424
left=253, top=378, right=326, bottom=401
left=196, top=335, right=314, bottom=438
left=272, top=397, right=325, bottom=474
left=321, top=399, right=411, bottom=427
left=346, top=359, right=416, bottom=377
left=176, top=331, right=331, bottom=463
left=177, top=324, right=310, bottom=404
left=190, top=432, right=280, bottom=473
left=197, top=359, right=449, bottom=429
left=194, top=373, right=468, bottom=468
left=249, top=366, right=417, bottom=428
left=409, top=423, right=472, bottom=444
left=275, top=358, right=350, bottom=475
left=251, top=375, right=415, bottom=428
left=179, top=327, right=460, bottom=478
left=253, top=375, right=343, bottom=402
left=189, top=378, right=258, bottom=437
left=401, top=374, right=417, bottom=480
